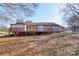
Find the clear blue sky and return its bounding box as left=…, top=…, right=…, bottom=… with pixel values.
left=27, top=3, right=64, bottom=26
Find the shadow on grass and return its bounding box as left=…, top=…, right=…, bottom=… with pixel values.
left=0, top=33, right=49, bottom=38
left=0, top=34, right=15, bottom=38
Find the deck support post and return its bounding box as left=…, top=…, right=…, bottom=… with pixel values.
left=21, top=32, right=22, bottom=36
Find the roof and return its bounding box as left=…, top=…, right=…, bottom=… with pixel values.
left=11, top=22, right=60, bottom=26
left=25, top=22, right=59, bottom=26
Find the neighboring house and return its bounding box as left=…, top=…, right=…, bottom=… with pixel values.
left=70, top=26, right=79, bottom=33
left=69, top=20, right=79, bottom=33
left=9, top=21, right=64, bottom=36
left=64, top=27, right=72, bottom=33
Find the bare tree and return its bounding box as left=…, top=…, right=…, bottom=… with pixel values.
left=61, top=3, right=79, bottom=32
left=0, top=3, right=38, bottom=26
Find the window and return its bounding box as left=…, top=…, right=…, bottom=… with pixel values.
left=52, top=26, right=59, bottom=32
left=38, top=26, right=44, bottom=31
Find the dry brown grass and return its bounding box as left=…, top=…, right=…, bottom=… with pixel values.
left=0, top=33, right=79, bottom=56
